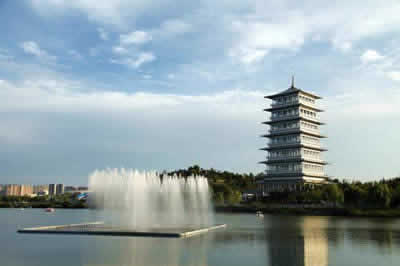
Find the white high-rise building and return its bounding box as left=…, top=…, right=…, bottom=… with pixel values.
left=258, top=79, right=328, bottom=193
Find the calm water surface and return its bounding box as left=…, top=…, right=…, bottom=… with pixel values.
left=1, top=209, right=400, bottom=266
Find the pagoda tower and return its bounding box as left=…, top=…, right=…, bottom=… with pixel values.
left=259, top=78, right=328, bottom=193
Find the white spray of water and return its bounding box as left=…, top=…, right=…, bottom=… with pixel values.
left=88, top=168, right=214, bottom=229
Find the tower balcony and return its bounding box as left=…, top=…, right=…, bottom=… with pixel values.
left=300, top=127, right=324, bottom=137
left=300, top=141, right=322, bottom=149
left=269, top=98, right=319, bottom=110
left=267, top=141, right=301, bottom=148
left=266, top=169, right=303, bottom=175
left=261, top=141, right=326, bottom=151
left=265, top=127, right=326, bottom=138
left=270, top=100, right=298, bottom=109
left=266, top=127, right=299, bottom=135
left=265, top=170, right=326, bottom=176
left=269, top=114, right=299, bottom=122
left=302, top=157, right=327, bottom=164
left=265, top=115, right=325, bottom=125
left=265, top=155, right=326, bottom=164
left=266, top=154, right=302, bottom=161
left=303, top=170, right=326, bottom=177
left=299, top=114, right=322, bottom=124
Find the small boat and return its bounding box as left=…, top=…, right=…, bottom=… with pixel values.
left=19, top=208, right=25, bottom=211
left=45, top=208, right=55, bottom=213
left=256, top=211, right=264, bottom=217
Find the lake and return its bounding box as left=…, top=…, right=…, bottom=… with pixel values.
left=2, top=209, right=400, bottom=266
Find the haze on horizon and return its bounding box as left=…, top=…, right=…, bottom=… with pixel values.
left=0, top=1, right=399, bottom=184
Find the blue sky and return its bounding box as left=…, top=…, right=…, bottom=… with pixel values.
left=1, top=0, right=400, bottom=184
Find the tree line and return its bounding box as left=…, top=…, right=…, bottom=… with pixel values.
left=167, top=165, right=257, bottom=205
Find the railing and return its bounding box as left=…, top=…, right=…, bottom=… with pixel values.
left=269, top=127, right=299, bottom=134
left=270, top=114, right=299, bottom=122
left=270, top=99, right=300, bottom=108
left=303, top=170, right=325, bottom=177
left=267, top=169, right=325, bottom=176
left=268, top=141, right=300, bottom=148
left=300, top=141, right=321, bottom=148
left=298, top=99, right=317, bottom=109
left=299, top=127, right=320, bottom=135
left=267, top=155, right=302, bottom=161
left=270, top=98, right=318, bottom=109
left=299, top=114, right=320, bottom=122
left=267, top=169, right=302, bottom=174
left=302, top=157, right=325, bottom=163
left=267, top=141, right=322, bottom=149
left=267, top=154, right=324, bottom=163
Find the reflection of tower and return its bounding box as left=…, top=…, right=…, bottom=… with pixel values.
left=303, top=217, right=328, bottom=266
left=266, top=216, right=328, bottom=266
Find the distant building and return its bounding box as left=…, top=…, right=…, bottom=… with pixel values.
left=64, top=186, right=77, bottom=193
left=33, top=185, right=49, bottom=194
left=21, top=185, right=33, bottom=196
left=258, top=79, right=328, bottom=194
left=241, top=190, right=257, bottom=202
left=48, top=184, right=56, bottom=196
left=3, top=184, right=19, bottom=196
left=3, top=184, right=33, bottom=196
left=56, top=184, right=64, bottom=195
left=36, top=191, right=48, bottom=196
left=78, top=186, right=88, bottom=191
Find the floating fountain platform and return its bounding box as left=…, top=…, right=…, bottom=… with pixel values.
left=17, top=222, right=226, bottom=238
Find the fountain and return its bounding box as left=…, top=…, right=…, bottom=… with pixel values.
left=88, top=168, right=214, bottom=229
left=18, top=168, right=226, bottom=238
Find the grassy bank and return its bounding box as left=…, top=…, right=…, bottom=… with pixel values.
left=0, top=201, right=86, bottom=209
left=215, top=204, right=400, bottom=217
left=2, top=201, right=400, bottom=217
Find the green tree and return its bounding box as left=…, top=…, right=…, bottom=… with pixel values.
left=324, top=184, right=344, bottom=204
left=368, top=183, right=392, bottom=208
left=391, top=184, right=400, bottom=207
left=227, top=190, right=242, bottom=205
left=214, top=192, right=225, bottom=205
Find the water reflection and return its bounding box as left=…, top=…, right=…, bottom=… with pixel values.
left=265, top=216, right=328, bottom=266
left=77, top=213, right=400, bottom=266
left=82, top=234, right=210, bottom=266
left=339, top=218, right=400, bottom=252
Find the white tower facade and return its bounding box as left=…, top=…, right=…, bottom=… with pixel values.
left=259, top=81, right=328, bottom=193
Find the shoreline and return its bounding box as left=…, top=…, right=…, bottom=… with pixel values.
left=2, top=203, right=400, bottom=218
left=214, top=205, right=400, bottom=217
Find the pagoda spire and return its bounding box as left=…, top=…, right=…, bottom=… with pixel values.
left=291, top=75, right=295, bottom=88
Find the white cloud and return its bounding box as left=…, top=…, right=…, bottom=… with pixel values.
left=334, top=41, right=352, bottom=52
left=386, top=71, right=400, bottom=81
left=229, top=47, right=268, bottom=65
left=111, top=51, right=156, bottom=68
left=112, top=46, right=128, bottom=54
left=361, top=49, right=385, bottom=63
left=29, top=0, right=167, bottom=28
left=229, top=18, right=306, bottom=64
left=120, top=31, right=152, bottom=45
left=0, top=76, right=268, bottom=180
left=134, top=52, right=155, bottom=68
left=20, top=41, right=56, bottom=62
left=158, top=19, right=192, bottom=37
left=0, top=77, right=265, bottom=114
left=97, top=27, right=109, bottom=40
